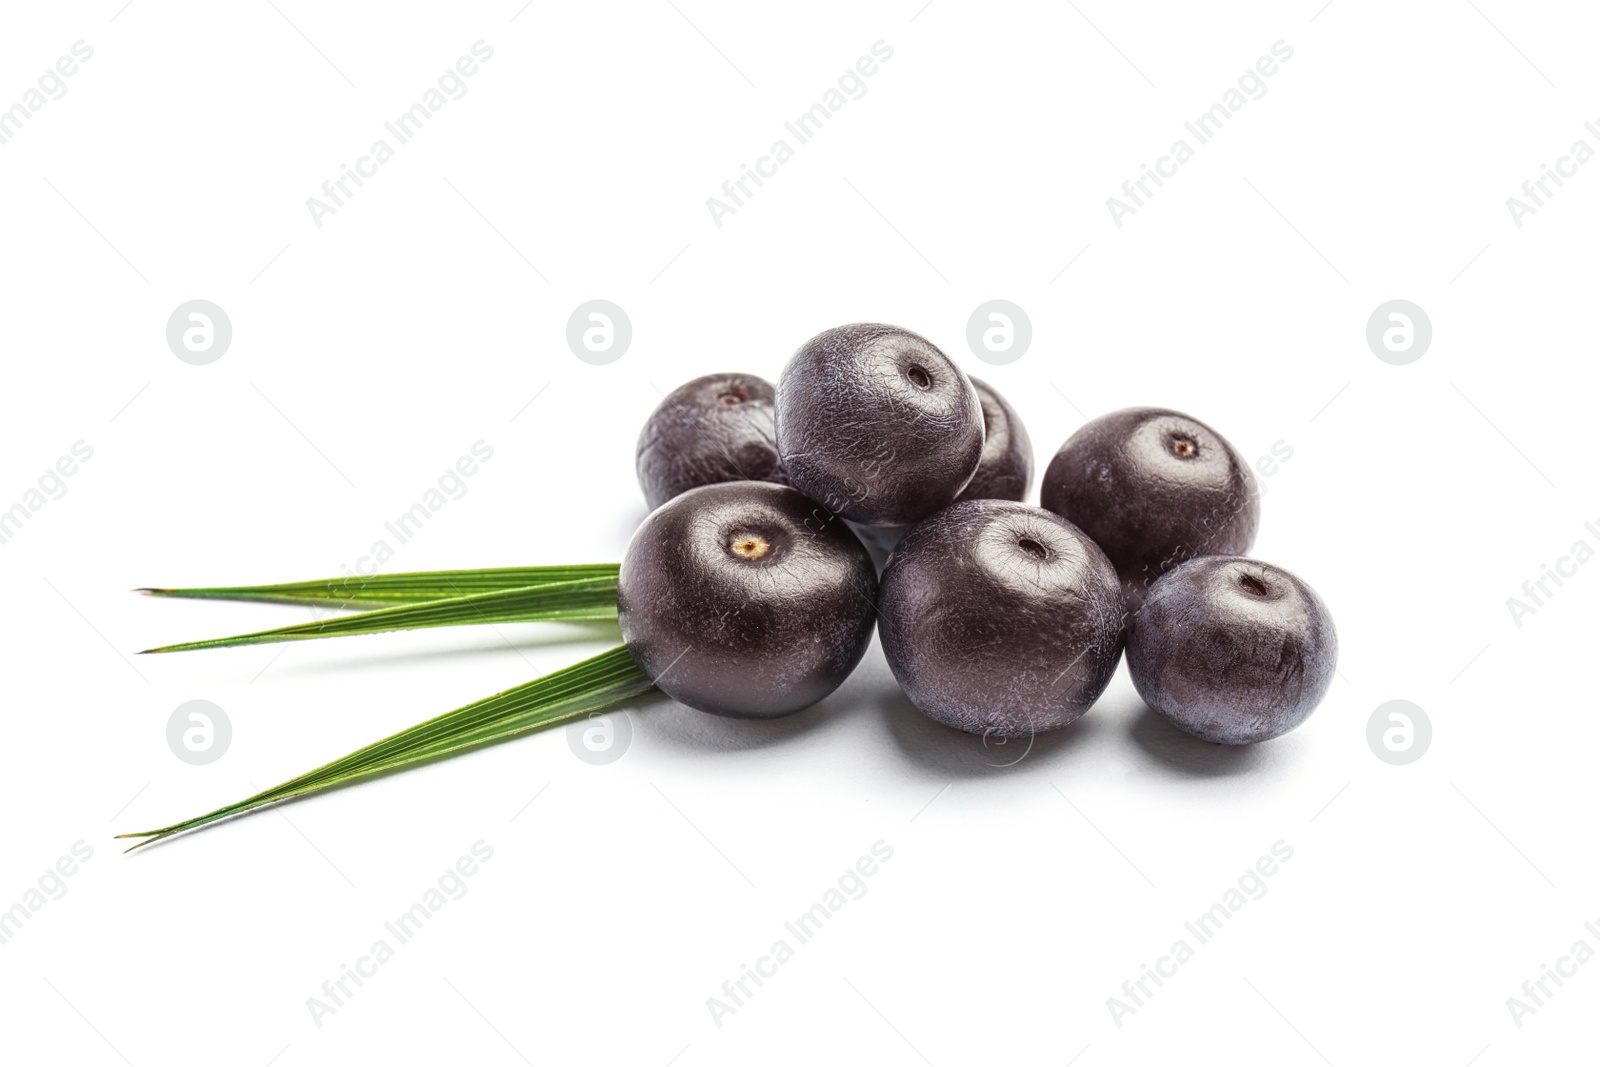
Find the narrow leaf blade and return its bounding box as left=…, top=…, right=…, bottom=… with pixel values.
left=119, top=645, right=654, bottom=848
left=138, top=564, right=620, bottom=608
left=141, top=578, right=619, bottom=654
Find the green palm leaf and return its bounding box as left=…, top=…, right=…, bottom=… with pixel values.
left=138, top=564, right=620, bottom=608
left=141, top=577, right=619, bottom=654
left=119, top=645, right=655, bottom=849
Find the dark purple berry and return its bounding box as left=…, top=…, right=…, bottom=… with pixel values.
left=617, top=481, right=877, bottom=718
left=775, top=324, right=983, bottom=528
left=635, top=373, right=785, bottom=511
left=849, top=378, right=1032, bottom=566
left=955, top=376, right=1033, bottom=503
left=877, top=500, right=1124, bottom=738
left=1127, top=556, right=1336, bottom=745
left=1040, top=407, right=1258, bottom=606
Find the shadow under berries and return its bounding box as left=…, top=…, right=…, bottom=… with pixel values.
left=1126, top=705, right=1268, bottom=778
left=869, top=670, right=1110, bottom=781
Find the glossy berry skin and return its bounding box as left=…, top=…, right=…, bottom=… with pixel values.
left=1127, top=556, right=1336, bottom=745
left=618, top=481, right=877, bottom=719
left=775, top=324, right=983, bottom=528
left=849, top=378, right=1032, bottom=564
left=1040, top=407, right=1258, bottom=606
left=877, top=500, right=1125, bottom=738
left=955, top=377, right=1033, bottom=503
left=635, top=373, right=786, bottom=511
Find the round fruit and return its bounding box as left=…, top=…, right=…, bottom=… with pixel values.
left=1040, top=407, right=1258, bottom=605
left=849, top=378, right=1031, bottom=563
left=877, top=500, right=1125, bottom=738
left=775, top=324, right=983, bottom=528
left=1127, top=556, right=1336, bottom=745
left=635, top=373, right=785, bottom=511
left=955, top=377, right=1033, bottom=503
left=617, top=481, right=877, bottom=718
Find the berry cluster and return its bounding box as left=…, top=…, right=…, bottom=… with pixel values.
left=629, top=323, right=1336, bottom=745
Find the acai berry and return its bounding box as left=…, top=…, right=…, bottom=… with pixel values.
left=955, top=376, right=1033, bottom=503
left=775, top=324, right=983, bottom=529
left=848, top=377, right=1033, bottom=565
left=1040, top=407, right=1258, bottom=606
left=635, top=373, right=786, bottom=510
left=877, top=500, right=1125, bottom=738
left=617, top=481, right=877, bottom=718
left=1127, top=556, right=1337, bottom=745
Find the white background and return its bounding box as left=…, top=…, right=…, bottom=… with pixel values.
left=1, top=1, right=1595, bottom=1063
